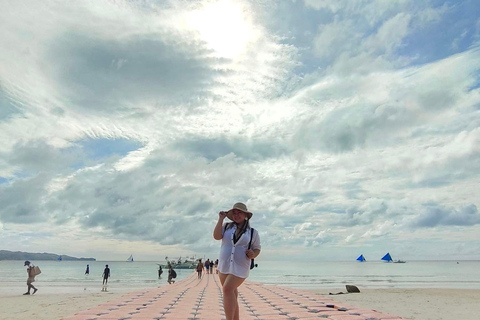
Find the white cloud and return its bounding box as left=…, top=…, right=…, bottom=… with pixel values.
left=365, top=13, right=411, bottom=55
left=361, top=221, right=395, bottom=239
left=0, top=0, right=479, bottom=261
left=303, top=0, right=343, bottom=13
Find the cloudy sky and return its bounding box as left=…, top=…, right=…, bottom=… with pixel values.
left=0, top=0, right=479, bottom=262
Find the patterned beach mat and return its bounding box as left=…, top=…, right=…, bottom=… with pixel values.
left=62, top=273, right=409, bottom=320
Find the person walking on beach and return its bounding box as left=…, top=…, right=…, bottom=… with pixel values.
left=205, top=259, right=210, bottom=274
left=85, top=264, right=90, bottom=275
left=167, top=264, right=176, bottom=284
left=213, top=202, right=261, bottom=320
left=23, top=261, right=38, bottom=295
left=196, top=259, right=204, bottom=279
left=102, top=264, right=110, bottom=291
left=214, top=259, right=219, bottom=274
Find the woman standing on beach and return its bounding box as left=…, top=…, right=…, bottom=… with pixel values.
left=213, top=202, right=261, bottom=320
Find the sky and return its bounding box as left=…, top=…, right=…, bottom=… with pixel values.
left=0, top=0, right=479, bottom=262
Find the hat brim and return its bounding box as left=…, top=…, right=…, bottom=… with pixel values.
left=226, top=209, right=253, bottom=221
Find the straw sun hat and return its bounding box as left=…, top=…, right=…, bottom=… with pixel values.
left=226, top=202, right=253, bottom=221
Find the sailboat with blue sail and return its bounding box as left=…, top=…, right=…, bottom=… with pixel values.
left=356, top=254, right=366, bottom=262
left=57, top=255, right=62, bottom=261
left=381, top=252, right=393, bottom=262
left=126, top=254, right=134, bottom=262
left=381, top=252, right=406, bottom=263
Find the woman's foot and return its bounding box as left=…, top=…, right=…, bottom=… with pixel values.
left=23, top=292, right=30, bottom=295
left=32, top=289, right=38, bottom=295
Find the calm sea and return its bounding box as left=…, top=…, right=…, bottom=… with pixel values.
left=0, top=260, right=478, bottom=295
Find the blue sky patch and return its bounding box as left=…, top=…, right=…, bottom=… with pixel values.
left=397, top=1, right=480, bottom=65
left=78, top=138, right=143, bottom=161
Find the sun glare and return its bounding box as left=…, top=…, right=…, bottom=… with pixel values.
left=188, top=0, right=256, bottom=59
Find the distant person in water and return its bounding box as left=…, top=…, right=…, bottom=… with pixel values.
left=23, top=261, right=38, bottom=295
left=85, top=264, right=90, bottom=275
left=158, top=265, right=163, bottom=278
left=102, top=264, right=110, bottom=291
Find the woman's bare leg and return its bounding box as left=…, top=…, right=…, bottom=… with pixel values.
left=233, top=288, right=239, bottom=320
left=218, top=273, right=245, bottom=320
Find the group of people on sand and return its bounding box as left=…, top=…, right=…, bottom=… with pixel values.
left=22, top=262, right=111, bottom=294
left=22, top=260, right=178, bottom=295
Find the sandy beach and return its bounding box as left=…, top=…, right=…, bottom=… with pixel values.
left=315, top=288, right=480, bottom=320
left=0, top=292, right=124, bottom=320
left=1, top=286, right=480, bottom=320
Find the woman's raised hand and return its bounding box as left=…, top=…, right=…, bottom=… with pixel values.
left=219, top=211, right=227, bottom=220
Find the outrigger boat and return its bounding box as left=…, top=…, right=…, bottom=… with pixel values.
left=163, top=256, right=196, bottom=269
left=381, top=252, right=406, bottom=263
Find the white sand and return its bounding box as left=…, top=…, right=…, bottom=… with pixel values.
left=0, top=292, right=124, bottom=320
left=2, top=288, right=480, bottom=320
left=316, top=288, right=480, bottom=320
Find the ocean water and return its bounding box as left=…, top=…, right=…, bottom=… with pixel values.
left=0, top=260, right=479, bottom=295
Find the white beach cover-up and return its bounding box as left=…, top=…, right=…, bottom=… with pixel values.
left=217, top=223, right=261, bottom=279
